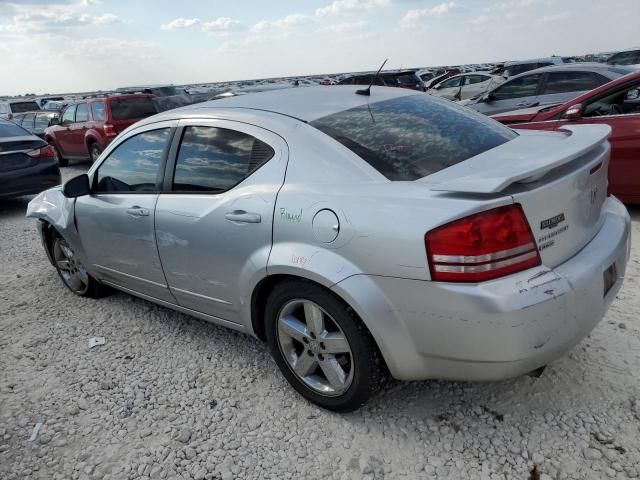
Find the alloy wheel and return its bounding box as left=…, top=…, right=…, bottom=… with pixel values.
left=276, top=299, right=354, bottom=396
left=53, top=239, right=90, bottom=295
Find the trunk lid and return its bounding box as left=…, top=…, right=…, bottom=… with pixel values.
left=423, top=125, right=611, bottom=268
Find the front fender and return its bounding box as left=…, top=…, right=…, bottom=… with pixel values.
left=26, top=187, right=74, bottom=230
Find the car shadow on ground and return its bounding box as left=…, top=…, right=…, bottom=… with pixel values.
left=0, top=196, right=33, bottom=219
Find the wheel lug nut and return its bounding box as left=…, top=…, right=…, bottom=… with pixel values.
left=310, top=332, right=316, bottom=339
left=319, top=342, right=325, bottom=350
left=307, top=350, right=313, bottom=356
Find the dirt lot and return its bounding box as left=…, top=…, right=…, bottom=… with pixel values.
left=1, top=165, right=639, bottom=480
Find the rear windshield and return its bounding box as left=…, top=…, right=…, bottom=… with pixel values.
left=109, top=98, right=158, bottom=120
left=10, top=101, right=40, bottom=113
left=0, top=122, right=29, bottom=138
left=310, top=95, right=517, bottom=181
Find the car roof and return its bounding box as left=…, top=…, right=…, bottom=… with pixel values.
left=507, top=62, right=633, bottom=79
left=162, top=85, right=419, bottom=122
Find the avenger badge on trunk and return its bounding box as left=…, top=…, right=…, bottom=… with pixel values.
left=540, top=213, right=565, bottom=230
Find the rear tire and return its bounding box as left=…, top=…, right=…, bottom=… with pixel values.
left=89, top=143, right=102, bottom=164
left=265, top=279, right=385, bottom=412
left=51, top=234, right=110, bottom=298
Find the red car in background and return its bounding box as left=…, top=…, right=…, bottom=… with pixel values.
left=44, top=94, right=157, bottom=166
left=492, top=72, right=640, bottom=204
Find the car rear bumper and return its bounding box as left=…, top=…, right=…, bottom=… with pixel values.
left=332, top=197, right=631, bottom=381
left=0, top=161, right=61, bottom=198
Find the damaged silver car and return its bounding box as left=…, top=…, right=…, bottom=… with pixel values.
left=27, top=86, right=631, bottom=411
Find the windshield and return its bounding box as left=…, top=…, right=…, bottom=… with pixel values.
left=109, top=98, right=158, bottom=120
left=10, top=101, right=40, bottom=113
left=310, top=94, right=517, bottom=181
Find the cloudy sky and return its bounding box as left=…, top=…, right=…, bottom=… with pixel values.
left=0, top=0, right=637, bottom=95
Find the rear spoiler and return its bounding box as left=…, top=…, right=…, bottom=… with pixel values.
left=423, top=124, right=611, bottom=194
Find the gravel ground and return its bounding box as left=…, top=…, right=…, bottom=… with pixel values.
left=1, top=165, right=640, bottom=480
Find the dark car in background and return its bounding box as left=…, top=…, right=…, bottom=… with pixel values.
left=0, top=100, right=41, bottom=120
left=0, top=119, right=60, bottom=198
left=116, top=84, right=211, bottom=112
left=12, top=111, right=59, bottom=139
left=338, top=70, right=426, bottom=91
left=606, top=48, right=640, bottom=68
left=44, top=94, right=158, bottom=166
left=466, top=63, right=631, bottom=115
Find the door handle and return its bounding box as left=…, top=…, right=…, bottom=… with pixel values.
left=126, top=206, right=150, bottom=217
left=224, top=210, right=261, bottom=224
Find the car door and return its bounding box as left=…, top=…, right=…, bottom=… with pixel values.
left=70, top=103, right=90, bottom=156
left=155, top=119, right=289, bottom=322
left=475, top=73, right=543, bottom=115
left=576, top=82, right=640, bottom=202
left=538, top=71, right=604, bottom=108
left=74, top=121, right=177, bottom=302
left=56, top=105, right=76, bottom=156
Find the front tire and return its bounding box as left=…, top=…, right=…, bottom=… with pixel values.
left=52, top=235, right=109, bottom=298
left=265, top=280, right=385, bottom=412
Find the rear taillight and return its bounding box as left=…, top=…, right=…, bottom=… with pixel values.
left=103, top=124, right=116, bottom=137
left=425, top=204, right=541, bottom=283
left=26, top=145, right=56, bottom=159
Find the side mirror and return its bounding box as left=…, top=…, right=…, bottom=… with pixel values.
left=481, top=93, right=493, bottom=103
left=63, top=174, right=91, bottom=198
left=49, top=117, right=59, bottom=126
left=564, top=103, right=583, bottom=121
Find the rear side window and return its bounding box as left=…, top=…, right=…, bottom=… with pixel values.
left=310, top=95, right=516, bottom=181
left=91, top=102, right=105, bottom=121
left=173, top=126, right=274, bottom=192
left=75, top=104, right=89, bottom=122
left=95, top=128, right=171, bottom=193
left=9, top=101, right=40, bottom=113
left=0, top=122, right=29, bottom=138
left=543, top=72, right=604, bottom=94
left=109, top=98, right=158, bottom=120
left=492, top=74, right=542, bottom=100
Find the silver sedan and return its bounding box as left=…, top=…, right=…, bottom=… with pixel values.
left=27, top=86, right=630, bottom=411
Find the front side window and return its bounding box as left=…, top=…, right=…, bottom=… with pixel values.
left=543, top=72, right=603, bottom=95
left=310, top=95, right=516, bottom=181
left=440, top=77, right=462, bottom=89
left=75, top=103, right=89, bottom=123
left=492, top=74, right=542, bottom=100
left=62, top=105, right=76, bottom=124
left=95, top=128, right=171, bottom=193
left=173, top=126, right=275, bottom=193
left=35, top=113, right=54, bottom=130
left=91, top=102, right=105, bottom=121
